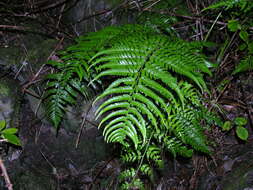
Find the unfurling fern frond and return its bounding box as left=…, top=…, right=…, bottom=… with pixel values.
left=232, top=55, right=253, bottom=75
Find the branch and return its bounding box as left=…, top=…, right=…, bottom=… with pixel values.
left=0, top=25, right=55, bottom=38
left=160, top=12, right=253, bottom=31
left=0, top=156, right=13, bottom=190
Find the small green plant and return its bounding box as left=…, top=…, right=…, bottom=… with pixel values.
left=222, top=117, right=248, bottom=140
left=227, top=18, right=253, bottom=75
left=0, top=120, right=21, bottom=146
left=203, top=0, right=253, bottom=12
left=204, top=0, right=253, bottom=74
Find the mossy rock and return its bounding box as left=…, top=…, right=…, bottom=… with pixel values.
left=0, top=76, right=21, bottom=128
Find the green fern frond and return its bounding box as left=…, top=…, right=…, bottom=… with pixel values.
left=137, top=11, right=178, bottom=36
left=168, top=104, right=210, bottom=153
left=89, top=25, right=211, bottom=151
left=140, top=164, right=153, bottom=178
left=44, top=60, right=92, bottom=128
left=119, top=168, right=145, bottom=190
left=204, top=0, right=253, bottom=12
left=43, top=23, right=215, bottom=187
left=119, top=168, right=136, bottom=180
left=232, top=55, right=253, bottom=74
left=146, top=145, right=163, bottom=167
left=164, top=136, right=194, bottom=157
left=120, top=178, right=144, bottom=190
left=121, top=151, right=141, bottom=163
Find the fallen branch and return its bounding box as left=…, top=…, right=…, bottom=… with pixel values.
left=0, top=156, right=13, bottom=190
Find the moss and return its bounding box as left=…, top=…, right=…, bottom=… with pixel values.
left=25, top=39, right=57, bottom=69
left=0, top=77, right=21, bottom=129
left=0, top=47, right=23, bottom=68
left=0, top=38, right=57, bottom=72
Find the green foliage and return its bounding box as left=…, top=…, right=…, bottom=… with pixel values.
left=43, top=62, right=92, bottom=128
left=232, top=55, right=253, bottom=74
left=234, top=117, right=247, bottom=125
left=234, top=117, right=248, bottom=140
left=91, top=26, right=211, bottom=149
left=0, top=120, right=21, bottom=146
left=222, top=121, right=232, bottom=131
left=119, top=168, right=145, bottom=190
left=205, top=0, right=253, bottom=75
left=236, top=126, right=248, bottom=140
left=137, top=12, right=178, bottom=36
left=204, top=0, right=253, bottom=12
left=43, top=24, right=216, bottom=188
left=227, top=20, right=241, bottom=32
left=222, top=116, right=248, bottom=140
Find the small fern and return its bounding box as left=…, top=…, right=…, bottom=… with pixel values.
left=232, top=55, right=253, bottom=74
left=204, top=0, right=253, bottom=12
left=137, top=11, right=178, bottom=36
left=119, top=168, right=145, bottom=190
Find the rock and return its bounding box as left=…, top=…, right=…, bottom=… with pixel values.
left=0, top=76, right=21, bottom=128
left=65, top=0, right=134, bottom=35
left=197, top=143, right=253, bottom=190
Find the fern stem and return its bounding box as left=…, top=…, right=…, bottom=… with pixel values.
left=129, top=130, right=154, bottom=187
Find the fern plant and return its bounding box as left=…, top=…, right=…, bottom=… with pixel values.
left=232, top=55, right=253, bottom=74
left=43, top=24, right=216, bottom=188
left=90, top=26, right=211, bottom=148
left=204, top=0, right=253, bottom=12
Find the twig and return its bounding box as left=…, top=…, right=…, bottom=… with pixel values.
left=29, top=0, right=70, bottom=14
left=0, top=25, right=55, bottom=38
left=160, top=12, right=253, bottom=30
left=143, top=0, right=161, bottom=11
left=56, top=3, right=66, bottom=29
left=14, top=61, right=28, bottom=79
left=0, top=25, right=26, bottom=30
left=75, top=103, right=98, bottom=148
left=0, top=156, right=13, bottom=190
left=204, top=11, right=222, bottom=41
left=89, top=157, right=115, bottom=190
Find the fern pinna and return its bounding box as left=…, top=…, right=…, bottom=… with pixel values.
left=44, top=24, right=214, bottom=188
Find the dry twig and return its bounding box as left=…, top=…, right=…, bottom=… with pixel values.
left=0, top=156, right=13, bottom=190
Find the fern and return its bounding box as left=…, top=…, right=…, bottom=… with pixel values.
left=137, top=11, right=178, bottom=36
left=43, top=24, right=216, bottom=188
left=204, top=0, right=253, bottom=12
left=87, top=25, right=214, bottom=188
left=90, top=29, right=211, bottom=149
left=43, top=60, right=92, bottom=128
left=119, top=168, right=145, bottom=190
left=232, top=55, right=253, bottom=74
